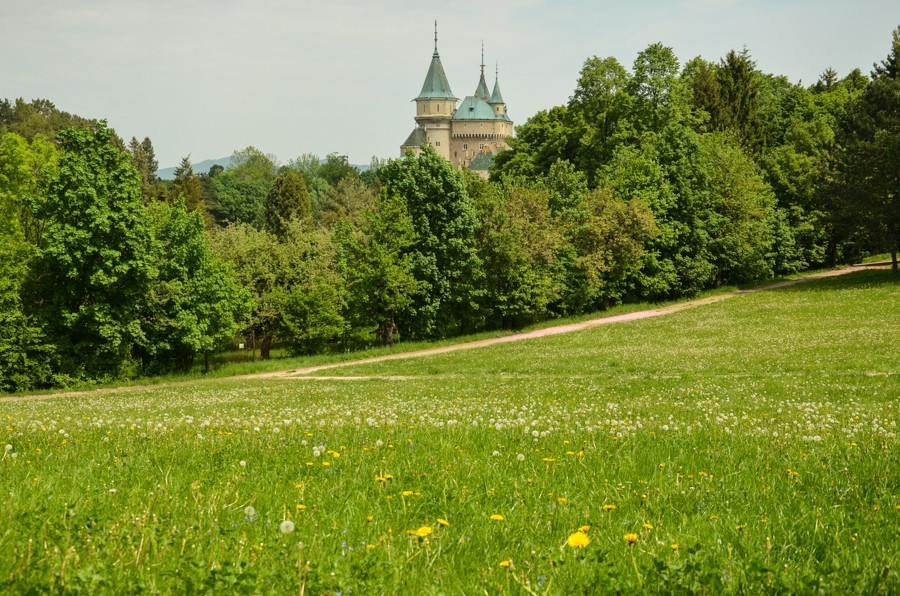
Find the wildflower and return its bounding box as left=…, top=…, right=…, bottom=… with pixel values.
left=709, top=515, right=718, bottom=521
left=437, top=518, right=450, bottom=527
left=557, top=497, right=568, bottom=504
left=296, top=504, right=307, bottom=511
left=603, top=504, right=616, bottom=511
left=490, top=514, right=504, bottom=521
left=567, top=531, right=590, bottom=548
left=516, top=454, right=525, bottom=462
left=643, top=523, right=654, bottom=530
left=244, top=506, right=257, bottom=521
left=280, top=520, right=295, bottom=533
left=578, top=525, right=590, bottom=532
left=415, top=525, right=433, bottom=538
left=239, top=460, right=247, bottom=467
left=4, top=444, right=12, bottom=451
left=624, top=533, right=639, bottom=545
left=402, top=491, right=413, bottom=496
left=366, top=515, right=374, bottom=522
left=671, top=542, right=679, bottom=551
left=499, top=559, right=512, bottom=568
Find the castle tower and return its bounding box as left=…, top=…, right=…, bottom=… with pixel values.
left=402, top=21, right=457, bottom=160
left=474, top=42, right=490, bottom=102
left=489, top=64, right=507, bottom=118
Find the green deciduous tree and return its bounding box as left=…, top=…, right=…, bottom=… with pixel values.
left=338, top=192, right=421, bottom=345
left=25, top=121, right=154, bottom=380
left=139, top=199, right=249, bottom=373
left=836, top=27, right=900, bottom=273
left=378, top=146, right=484, bottom=338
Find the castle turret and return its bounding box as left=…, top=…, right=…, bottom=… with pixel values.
left=488, top=64, right=508, bottom=119
left=403, top=21, right=457, bottom=159
left=474, top=42, right=491, bottom=102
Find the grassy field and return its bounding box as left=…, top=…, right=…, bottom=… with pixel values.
left=0, top=269, right=897, bottom=593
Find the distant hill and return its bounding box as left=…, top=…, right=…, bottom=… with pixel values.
left=157, top=157, right=232, bottom=180
left=157, top=156, right=372, bottom=180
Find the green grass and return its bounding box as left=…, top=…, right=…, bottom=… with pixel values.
left=0, top=269, right=897, bottom=593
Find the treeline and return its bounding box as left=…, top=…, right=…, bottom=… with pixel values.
left=1, top=29, right=898, bottom=392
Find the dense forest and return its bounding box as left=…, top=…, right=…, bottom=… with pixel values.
left=1, top=29, right=898, bottom=392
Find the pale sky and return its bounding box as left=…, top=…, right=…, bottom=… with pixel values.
left=2, top=0, right=897, bottom=169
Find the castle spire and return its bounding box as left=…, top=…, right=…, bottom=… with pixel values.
left=474, top=40, right=490, bottom=102
left=416, top=21, right=456, bottom=100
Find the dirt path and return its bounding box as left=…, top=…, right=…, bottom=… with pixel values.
left=1, top=264, right=888, bottom=403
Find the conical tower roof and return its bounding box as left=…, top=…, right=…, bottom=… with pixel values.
left=489, top=67, right=505, bottom=105
left=416, top=23, right=457, bottom=100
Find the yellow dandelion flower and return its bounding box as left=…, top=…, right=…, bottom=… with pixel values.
left=671, top=542, right=679, bottom=551
left=406, top=529, right=417, bottom=536
left=415, top=525, right=433, bottom=538
left=366, top=515, right=374, bottom=522
left=490, top=514, right=504, bottom=521
left=366, top=543, right=377, bottom=550
left=709, top=515, right=718, bottom=521
left=578, top=525, right=590, bottom=532
left=542, top=457, right=556, bottom=463
left=624, top=533, right=639, bottom=545
left=322, top=462, right=331, bottom=467
left=296, top=504, right=307, bottom=510
left=643, top=523, right=654, bottom=530
left=402, top=490, right=413, bottom=496
left=499, top=559, right=512, bottom=568
left=437, top=518, right=449, bottom=527
left=567, top=531, right=590, bottom=548
left=384, top=474, right=394, bottom=480
left=603, top=504, right=616, bottom=511
left=557, top=497, right=568, bottom=504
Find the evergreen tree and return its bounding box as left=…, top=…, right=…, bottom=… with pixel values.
left=261, top=169, right=311, bottom=238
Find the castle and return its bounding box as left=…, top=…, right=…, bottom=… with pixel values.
left=401, top=25, right=513, bottom=178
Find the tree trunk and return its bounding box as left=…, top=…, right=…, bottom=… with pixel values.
left=250, top=328, right=257, bottom=362
left=203, top=353, right=210, bottom=373
left=260, top=334, right=272, bottom=360
left=380, top=317, right=396, bottom=347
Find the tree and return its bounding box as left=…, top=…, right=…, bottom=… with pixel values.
left=0, top=133, right=58, bottom=391
left=836, top=27, right=900, bottom=273
left=378, top=146, right=484, bottom=338
left=211, top=147, right=278, bottom=226
left=208, top=224, right=286, bottom=359
left=473, top=179, right=563, bottom=327
left=278, top=223, right=348, bottom=354
left=170, top=156, right=203, bottom=211
left=24, top=121, right=154, bottom=380
left=128, top=136, right=159, bottom=202
left=262, top=169, right=311, bottom=238
left=339, top=192, right=422, bottom=345
left=139, top=199, right=249, bottom=373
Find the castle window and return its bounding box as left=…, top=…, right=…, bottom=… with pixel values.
left=435, top=141, right=440, bottom=147
left=463, top=143, right=468, bottom=150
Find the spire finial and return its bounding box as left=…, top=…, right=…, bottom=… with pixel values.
left=495, top=61, right=499, bottom=81
left=434, top=20, right=438, bottom=53
left=480, top=40, right=485, bottom=76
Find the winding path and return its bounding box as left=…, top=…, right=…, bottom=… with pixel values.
left=1, top=264, right=889, bottom=403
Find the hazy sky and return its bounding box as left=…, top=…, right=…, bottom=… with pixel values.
left=2, top=0, right=898, bottom=168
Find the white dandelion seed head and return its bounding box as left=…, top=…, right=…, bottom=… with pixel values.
left=4, top=444, right=12, bottom=451
left=516, top=454, right=525, bottom=462
left=244, top=506, right=256, bottom=517
left=280, top=520, right=295, bottom=534
left=239, top=460, right=247, bottom=467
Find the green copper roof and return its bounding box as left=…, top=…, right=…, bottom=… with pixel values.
left=469, top=151, right=495, bottom=171
left=417, top=51, right=457, bottom=100
left=489, top=77, right=505, bottom=105
left=474, top=71, right=490, bottom=102
left=401, top=127, right=426, bottom=148
left=452, top=96, right=497, bottom=121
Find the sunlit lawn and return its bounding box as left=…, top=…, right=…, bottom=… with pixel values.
left=1, top=269, right=897, bottom=592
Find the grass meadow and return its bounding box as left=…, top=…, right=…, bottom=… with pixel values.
left=1, top=269, right=897, bottom=593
